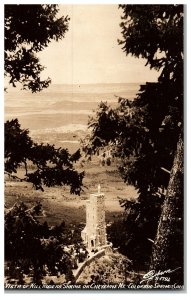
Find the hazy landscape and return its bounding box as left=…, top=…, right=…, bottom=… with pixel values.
left=5, top=83, right=141, bottom=147
left=5, top=83, right=140, bottom=226
left=4, top=3, right=184, bottom=289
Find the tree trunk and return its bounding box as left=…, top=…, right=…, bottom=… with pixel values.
left=150, top=134, right=184, bottom=285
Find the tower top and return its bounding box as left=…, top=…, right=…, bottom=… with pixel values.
left=89, top=185, right=104, bottom=200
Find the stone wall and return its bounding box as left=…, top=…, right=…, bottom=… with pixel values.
left=81, top=192, right=107, bottom=250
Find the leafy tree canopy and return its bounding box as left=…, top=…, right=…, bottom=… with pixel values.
left=119, top=5, right=183, bottom=81
left=83, top=4, right=183, bottom=201
left=82, top=4, right=183, bottom=268
left=5, top=119, right=84, bottom=194
left=4, top=5, right=86, bottom=286
left=4, top=5, right=84, bottom=194
left=4, top=4, right=69, bottom=92
left=5, top=201, right=87, bottom=285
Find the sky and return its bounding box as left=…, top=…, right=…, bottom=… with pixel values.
left=1, top=2, right=191, bottom=299
left=38, top=4, right=160, bottom=85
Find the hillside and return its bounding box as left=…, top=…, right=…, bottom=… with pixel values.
left=5, top=157, right=138, bottom=226
left=76, top=252, right=139, bottom=285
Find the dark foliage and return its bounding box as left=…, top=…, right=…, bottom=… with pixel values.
left=107, top=195, right=162, bottom=269
left=5, top=202, right=87, bottom=284
left=5, top=119, right=84, bottom=194
left=119, top=5, right=183, bottom=82
left=4, top=4, right=69, bottom=92
left=82, top=4, right=183, bottom=269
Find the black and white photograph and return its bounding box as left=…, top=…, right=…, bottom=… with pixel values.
left=4, top=2, right=185, bottom=291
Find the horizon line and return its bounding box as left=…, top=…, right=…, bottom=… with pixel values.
left=51, top=82, right=146, bottom=85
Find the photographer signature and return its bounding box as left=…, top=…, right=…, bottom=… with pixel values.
left=140, top=267, right=181, bottom=284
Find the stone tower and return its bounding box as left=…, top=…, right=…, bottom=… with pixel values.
left=81, top=185, right=107, bottom=251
